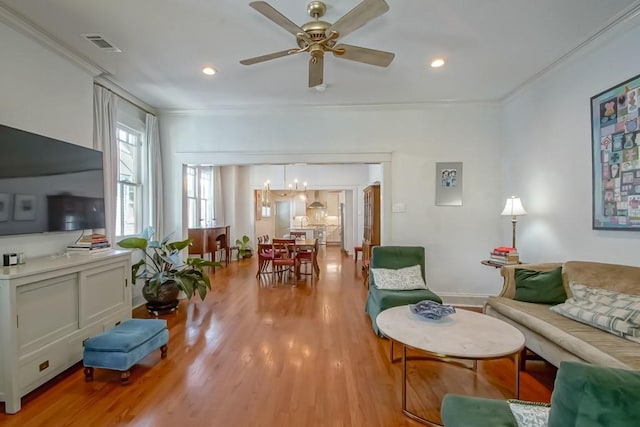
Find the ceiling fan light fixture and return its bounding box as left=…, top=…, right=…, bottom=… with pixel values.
left=430, top=58, right=446, bottom=68
left=202, top=66, right=217, bottom=76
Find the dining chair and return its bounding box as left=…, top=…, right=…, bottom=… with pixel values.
left=296, top=238, right=319, bottom=279
left=256, top=242, right=275, bottom=277
left=271, top=239, right=299, bottom=282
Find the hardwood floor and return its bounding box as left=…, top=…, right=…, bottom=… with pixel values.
left=0, top=246, right=555, bottom=426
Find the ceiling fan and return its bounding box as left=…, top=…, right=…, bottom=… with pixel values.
left=240, top=0, right=395, bottom=88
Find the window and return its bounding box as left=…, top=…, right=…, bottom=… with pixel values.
left=186, top=165, right=215, bottom=228
left=116, top=125, right=143, bottom=237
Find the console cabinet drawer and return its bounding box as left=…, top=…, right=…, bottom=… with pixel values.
left=18, top=343, right=67, bottom=393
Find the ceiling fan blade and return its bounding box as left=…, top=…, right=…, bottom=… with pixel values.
left=326, top=0, right=389, bottom=39
left=309, top=55, right=324, bottom=88
left=249, top=1, right=304, bottom=37
left=240, top=49, right=297, bottom=65
left=333, top=44, right=394, bottom=67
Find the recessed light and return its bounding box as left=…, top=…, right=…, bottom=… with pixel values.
left=430, top=58, right=446, bottom=68
left=202, top=66, right=217, bottom=76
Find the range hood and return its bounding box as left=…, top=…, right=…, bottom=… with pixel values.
left=307, top=191, right=326, bottom=209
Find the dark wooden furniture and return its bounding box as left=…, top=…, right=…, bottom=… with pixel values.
left=362, top=184, right=380, bottom=281
left=188, top=226, right=231, bottom=267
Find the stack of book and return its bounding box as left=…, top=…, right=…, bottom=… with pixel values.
left=489, top=246, right=519, bottom=265
left=67, top=233, right=111, bottom=254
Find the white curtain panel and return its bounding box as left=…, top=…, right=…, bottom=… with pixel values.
left=92, top=85, right=118, bottom=245
left=214, top=166, right=225, bottom=226
left=146, top=113, right=164, bottom=238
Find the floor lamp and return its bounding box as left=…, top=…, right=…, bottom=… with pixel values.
left=501, top=196, right=527, bottom=249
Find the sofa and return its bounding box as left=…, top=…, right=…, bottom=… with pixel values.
left=441, top=361, right=640, bottom=427
left=484, top=261, right=640, bottom=370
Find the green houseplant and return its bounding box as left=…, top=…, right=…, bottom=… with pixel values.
left=118, top=227, right=220, bottom=313
left=235, top=235, right=253, bottom=258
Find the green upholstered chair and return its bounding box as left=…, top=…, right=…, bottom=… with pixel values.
left=364, top=246, right=442, bottom=336
left=441, top=361, right=640, bottom=427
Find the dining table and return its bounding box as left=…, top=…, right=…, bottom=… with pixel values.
left=257, top=238, right=319, bottom=279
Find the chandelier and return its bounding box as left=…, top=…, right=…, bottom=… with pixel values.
left=262, top=165, right=307, bottom=207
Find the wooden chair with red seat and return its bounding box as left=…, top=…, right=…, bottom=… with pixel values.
left=271, top=239, right=299, bottom=282
left=296, top=238, right=319, bottom=279
left=256, top=242, right=275, bottom=277
left=354, top=244, right=363, bottom=264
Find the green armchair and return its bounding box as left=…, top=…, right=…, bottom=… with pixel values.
left=364, top=246, right=442, bottom=336
left=441, top=361, right=640, bottom=427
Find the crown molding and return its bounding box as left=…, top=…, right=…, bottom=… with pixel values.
left=159, top=99, right=501, bottom=116
left=502, top=0, right=640, bottom=104
left=0, top=2, right=105, bottom=76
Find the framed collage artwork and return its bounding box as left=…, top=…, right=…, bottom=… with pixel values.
left=435, top=162, right=463, bottom=206
left=591, top=73, right=640, bottom=230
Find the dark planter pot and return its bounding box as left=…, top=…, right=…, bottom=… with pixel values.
left=240, top=250, right=253, bottom=259
left=142, top=280, right=180, bottom=316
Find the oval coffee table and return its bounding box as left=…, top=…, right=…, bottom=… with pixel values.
left=376, top=306, right=525, bottom=426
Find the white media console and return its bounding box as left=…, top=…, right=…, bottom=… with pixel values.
left=0, top=250, right=132, bottom=413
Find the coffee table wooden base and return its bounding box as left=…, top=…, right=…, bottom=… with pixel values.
left=392, top=340, right=521, bottom=426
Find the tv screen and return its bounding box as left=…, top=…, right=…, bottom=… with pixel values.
left=0, top=123, right=106, bottom=236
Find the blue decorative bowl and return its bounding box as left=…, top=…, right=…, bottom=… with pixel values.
left=409, top=300, right=456, bottom=320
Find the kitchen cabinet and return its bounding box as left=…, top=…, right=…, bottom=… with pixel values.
left=292, top=195, right=307, bottom=217
left=326, top=192, right=339, bottom=216
left=0, top=250, right=131, bottom=413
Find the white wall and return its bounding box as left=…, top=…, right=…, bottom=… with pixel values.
left=0, top=21, right=95, bottom=257
left=502, top=16, right=640, bottom=266
left=160, top=105, right=504, bottom=298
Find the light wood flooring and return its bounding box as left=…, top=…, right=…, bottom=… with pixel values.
left=0, top=245, right=555, bottom=426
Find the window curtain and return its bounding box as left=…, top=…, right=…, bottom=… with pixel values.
left=146, top=113, right=164, bottom=238
left=214, top=166, right=225, bottom=226
left=93, top=85, right=118, bottom=245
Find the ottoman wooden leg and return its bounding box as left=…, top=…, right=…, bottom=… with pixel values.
left=84, top=367, right=94, bottom=382
left=120, top=370, right=131, bottom=385
left=160, top=344, right=168, bottom=359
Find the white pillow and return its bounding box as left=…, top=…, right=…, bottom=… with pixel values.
left=569, top=282, right=640, bottom=326
left=371, top=264, right=427, bottom=290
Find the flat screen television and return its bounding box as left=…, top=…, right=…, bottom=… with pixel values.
left=0, top=123, right=106, bottom=236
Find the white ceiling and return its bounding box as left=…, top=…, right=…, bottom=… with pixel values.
left=1, top=0, right=639, bottom=109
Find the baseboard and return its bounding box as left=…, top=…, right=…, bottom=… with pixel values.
left=439, top=293, right=489, bottom=308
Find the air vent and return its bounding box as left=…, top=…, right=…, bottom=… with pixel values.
left=82, top=34, right=121, bottom=52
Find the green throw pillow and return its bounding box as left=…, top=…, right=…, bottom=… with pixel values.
left=514, top=267, right=566, bottom=304
left=548, top=361, right=640, bottom=427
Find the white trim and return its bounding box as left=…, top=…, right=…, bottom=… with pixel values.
left=95, top=77, right=158, bottom=116
left=502, top=1, right=640, bottom=104
left=174, top=151, right=392, bottom=166
left=0, top=2, right=103, bottom=76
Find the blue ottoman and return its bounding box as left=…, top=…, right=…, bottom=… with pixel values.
left=83, top=319, right=169, bottom=384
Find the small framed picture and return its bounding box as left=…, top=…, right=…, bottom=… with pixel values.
left=435, top=162, right=463, bottom=206
left=14, top=194, right=37, bottom=221
left=0, top=193, right=9, bottom=222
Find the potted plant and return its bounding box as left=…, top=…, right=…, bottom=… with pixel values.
left=235, top=235, right=253, bottom=259
left=118, top=227, right=220, bottom=314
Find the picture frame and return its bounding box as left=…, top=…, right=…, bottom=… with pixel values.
left=591, top=73, right=640, bottom=230
left=0, top=193, right=9, bottom=222
left=435, top=162, right=463, bottom=206
left=13, top=194, right=37, bottom=221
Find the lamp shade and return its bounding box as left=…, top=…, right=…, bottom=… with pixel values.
left=501, top=196, right=527, bottom=216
